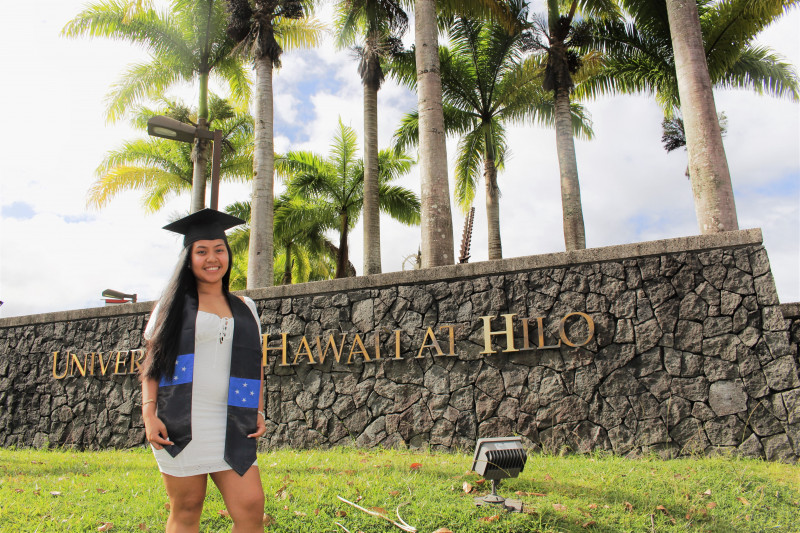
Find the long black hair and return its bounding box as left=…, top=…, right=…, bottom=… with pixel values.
left=143, top=240, right=233, bottom=381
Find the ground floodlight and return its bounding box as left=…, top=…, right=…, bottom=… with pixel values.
left=471, top=436, right=527, bottom=512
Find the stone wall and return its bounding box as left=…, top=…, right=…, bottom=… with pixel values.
left=1, top=229, right=798, bottom=462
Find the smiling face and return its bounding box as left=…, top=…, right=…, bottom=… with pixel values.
left=189, top=239, right=229, bottom=286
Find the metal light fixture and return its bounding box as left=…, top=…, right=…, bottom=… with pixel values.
left=102, top=289, right=137, bottom=305
left=471, top=436, right=528, bottom=512
left=147, top=115, right=223, bottom=210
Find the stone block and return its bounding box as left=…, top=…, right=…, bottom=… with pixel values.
left=762, top=434, right=795, bottom=463
left=763, top=356, right=800, bottom=392
left=737, top=433, right=764, bottom=459
left=704, top=415, right=746, bottom=446
left=672, top=377, right=709, bottom=402
left=704, top=358, right=738, bottom=382
left=675, top=321, right=703, bottom=352
left=708, top=380, right=748, bottom=416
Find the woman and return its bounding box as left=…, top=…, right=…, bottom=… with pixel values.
left=141, top=209, right=266, bottom=532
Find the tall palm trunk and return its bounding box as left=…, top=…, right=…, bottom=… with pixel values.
left=191, top=132, right=209, bottom=212
left=247, top=54, right=275, bottom=288
left=190, top=71, right=211, bottom=212
left=665, top=0, right=738, bottom=233
left=484, top=155, right=502, bottom=260
left=282, top=242, right=293, bottom=285
left=554, top=86, right=586, bottom=250
left=414, top=0, right=455, bottom=268
left=336, top=213, right=350, bottom=278
left=362, top=59, right=381, bottom=275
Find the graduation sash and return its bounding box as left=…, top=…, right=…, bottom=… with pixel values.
left=157, top=291, right=262, bottom=476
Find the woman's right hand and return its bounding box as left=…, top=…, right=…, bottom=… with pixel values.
left=144, top=415, right=174, bottom=449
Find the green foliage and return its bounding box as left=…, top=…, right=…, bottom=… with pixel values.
left=87, top=96, right=253, bottom=212
left=63, top=0, right=250, bottom=122
left=1, top=447, right=799, bottom=532
left=276, top=119, right=420, bottom=277
left=224, top=196, right=337, bottom=288
left=581, top=0, right=800, bottom=114
left=390, top=1, right=594, bottom=212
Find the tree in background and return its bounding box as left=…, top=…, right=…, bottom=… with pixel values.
left=88, top=96, right=253, bottom=212
left=225, top=197, right=336, bottom=288
left=527, top=0, right=619, bottom=252
left=334, top=0, right=408, bottom=275
left=392, top=2, right=594, bottom=259
left=585, top=0, right=799, bottom=232
left=276, top=120, right=421, bottom=278
left=226, top=0, right=324, bottom=289
left=64, top=0, right=250, bottom=212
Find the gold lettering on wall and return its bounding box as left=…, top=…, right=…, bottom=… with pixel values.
left=49, top=310, right=597, bottom=379
left=480, top=314, right=520, bottom=354
left=439, top=325, right=456, bottom=356
left=534, top=317, right=561, bottom=349
left=559, top=312, right=595, bottom=347
left=52, top=352, right=68, bottom=379
left=347, top=334, right=371, bottom=364
left=129, top=349, right=145, bottom=374
left=417, top=327, right=444, bottom=358
left=262, top=333, right=289, bottom=366
left=70, top=352, right=88, bottom=377
left=292, top=337, right=316, bottom=365
left=315, top=333, right=347, bottom=365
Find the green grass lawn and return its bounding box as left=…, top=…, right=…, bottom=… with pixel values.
left=0, top=446, right=798, bottom=532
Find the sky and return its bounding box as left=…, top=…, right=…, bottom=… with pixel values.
left=0, top=1, right=798, bottom=319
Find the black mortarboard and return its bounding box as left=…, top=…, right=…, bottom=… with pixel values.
left=163, top=208, right=245, bottom=248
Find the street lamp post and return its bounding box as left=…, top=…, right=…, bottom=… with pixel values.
left=147, top=115, right=223, bottom=211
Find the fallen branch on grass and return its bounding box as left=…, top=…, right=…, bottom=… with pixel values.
left=336, top=495, right=417, bottom=532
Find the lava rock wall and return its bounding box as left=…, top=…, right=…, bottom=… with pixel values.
left=1, top=229, right=798, bottom=461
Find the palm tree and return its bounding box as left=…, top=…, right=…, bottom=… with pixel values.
left=584, top=0, right=799, bottom=234
left=225, top=0, right=324, bottom=289
left=63, top=0, right=251, bottom=213
left=226, top=198, right=336, bottom=287
left=392, top=4, right=594, bottom=260
left=413, top=0, right=456, bottom=269
left=526, top=0, right=619, bottom=251
left=87, top=96, right=253, bottom=212
left=334, top=0, right=408, bottom=276
left=276, top=119, right=421, bottom=278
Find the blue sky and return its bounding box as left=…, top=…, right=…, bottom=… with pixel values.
left=0, top=1, right=797, bottom=318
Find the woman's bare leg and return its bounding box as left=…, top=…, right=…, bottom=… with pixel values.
left=210, top=466, right=265, bottom=532
left=162, top=473, right=207, bottom=533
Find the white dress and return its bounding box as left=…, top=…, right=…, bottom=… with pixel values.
left=144, top=297, right=261, bottom=477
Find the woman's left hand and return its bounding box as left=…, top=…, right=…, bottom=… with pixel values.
left=248, top=411, right=267, bottom=439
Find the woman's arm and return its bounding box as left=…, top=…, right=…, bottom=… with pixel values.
left=142, top=376, right=173, bottom=449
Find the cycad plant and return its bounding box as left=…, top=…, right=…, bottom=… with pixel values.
left=63, top=0, right=250, bottom=212
left=88, top=96, right=253, bottom=212
left=276, top=120, right=421, bottom=278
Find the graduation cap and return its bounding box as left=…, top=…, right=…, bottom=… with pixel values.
left=163, top=208, right=245, bottom=248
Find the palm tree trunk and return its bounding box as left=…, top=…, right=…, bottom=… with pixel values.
left=362, top=75, right=381, bottom=275
left=336, top=213, right=350, bottom=279
left=414, top=0, right=455, bottom=268
left=247, top=53, right=275, bottom=288
left=554, top=86, right=586, bottom=250
left=484, top=156, right=502, bottom=260
left=665, top=0, right=738, bottom=233
left=190, top=131, right=208, bottom=213
left=282, top=242, right=293, bottom=285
